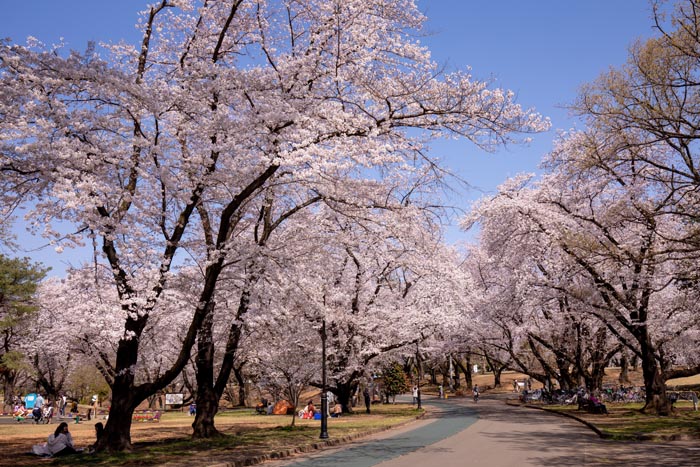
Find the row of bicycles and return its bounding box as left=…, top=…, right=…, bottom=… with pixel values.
left=518, top=386, right=646, bottom=405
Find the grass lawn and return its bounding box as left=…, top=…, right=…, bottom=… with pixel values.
left=0, top=404, right=421, bottom=467
left=544, top=402, right=700, bottom=440
left=490, top=369, right=700, bottom=441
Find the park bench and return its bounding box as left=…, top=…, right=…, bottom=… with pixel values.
left=132, top=411, right=161, bottom=422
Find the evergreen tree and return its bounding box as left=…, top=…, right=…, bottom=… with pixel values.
left=0, top=255, right=48, bottom=410
left=382, top=363, right=410, bottom=403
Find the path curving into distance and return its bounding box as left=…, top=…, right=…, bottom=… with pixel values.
left=267, top=395, right=700, bottom=467
left=271, top=397, right=477, bottom=467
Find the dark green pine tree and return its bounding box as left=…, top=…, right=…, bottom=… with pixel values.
left=0, top=255, right=49, bottom=410
left=381, top=363, right=410, bottom=403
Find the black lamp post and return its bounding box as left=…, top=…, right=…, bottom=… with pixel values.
left=320, top=319, right=329, bottom=439
left=416, top=344, right=422, bottom=410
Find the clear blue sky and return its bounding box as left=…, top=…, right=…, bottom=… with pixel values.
left=1, top=1, right=657, bottom=275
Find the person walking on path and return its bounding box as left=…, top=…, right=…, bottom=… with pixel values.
left=363, top=388, right=371, bottom=414
left=412, top=386, right=418, bottom=405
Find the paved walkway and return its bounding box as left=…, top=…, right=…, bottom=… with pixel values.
left=268, top=399, right=477, bottom=467
left=265, top=395, right=700, bottom=467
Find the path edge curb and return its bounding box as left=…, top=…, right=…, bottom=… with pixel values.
left=207, top=410, right=429, bottom=467
left=505, top=400, right=605, bottom=438
left=505, top=400, right=700, bottom=442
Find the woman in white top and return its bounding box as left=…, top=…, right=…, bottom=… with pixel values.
left=32, top=422, right=79, bottom=457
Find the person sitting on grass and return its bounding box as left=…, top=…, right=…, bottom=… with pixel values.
left=32, top=422, right=81, bottom=457
left=14, top=404, right=28, bottom=422
left=86, top=422, right=104, bottom=454
left=331, top=403, right=343, bottom=418
left=300, top=400, right=316, bottom=419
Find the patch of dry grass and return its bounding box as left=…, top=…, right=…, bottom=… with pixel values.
left=0, top=404, right=420, bottom=467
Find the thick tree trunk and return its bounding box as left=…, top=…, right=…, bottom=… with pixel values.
left=618, top=352, right=631, bottom=385
left=639, top=334, right=672, bottom=415
left=580, top=328, right=611, bottom=392
left=493, top=366, right=503, bottom=387
left=192, top=387, right=220, bottom=438
left=482, top=352, right=505, bottom=388
left=586, top=357, right=607, bottom=392
left=461, top=355, right=473, bottom=389
left=192, top=308, right=221, bottom=438
left=97, top=378, right=138, bottom=452
left=234, top=366, right=247, bottom=406
left=642, top=365, right=672, bottom=415
left=96, top=315, right=148, bottom=453
left=2, top=375, right=16, bottom=413
left=194, top=285, right=253, bottom=438
left=555, top=356, right=575, bottom=391
left=333, top=381, right=358, bottom=413
left=440, top=364, right=450, bottom=390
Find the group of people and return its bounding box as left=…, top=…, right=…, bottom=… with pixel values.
left=12, top=393, right=88, bottom=423
left=13, top=394, right=54, bottom=423
left=298, top=400, right=317, bottom=419
left=297, top=399, right=343, bottom=419
left=31, top=421, right=104, bottom=457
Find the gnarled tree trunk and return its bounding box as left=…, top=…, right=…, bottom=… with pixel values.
left=192, top=307, right=221, bottom=438
left=639, top=332, right=672, bottom=415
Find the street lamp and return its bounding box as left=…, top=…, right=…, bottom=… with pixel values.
left=416, top=344, right=422, bottom=410
left=320, top=319, right=329, bottom=439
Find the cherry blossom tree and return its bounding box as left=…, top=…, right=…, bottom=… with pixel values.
left=573, top=0, right=700, bottom=261
left=260, top=201, right=466, bottom=412
left=461, top=225, right=622, bottom=392
left=537, top=0, right=700, bottom=413
left=0, top=0, right=546, bottom=450
left=246, top=308, right=319, bottom=427
left=453, top=0, right=700, bottom=413
left=466, top=145, right=700, bottom=413
left=30, top=265, right=197, bottom=410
